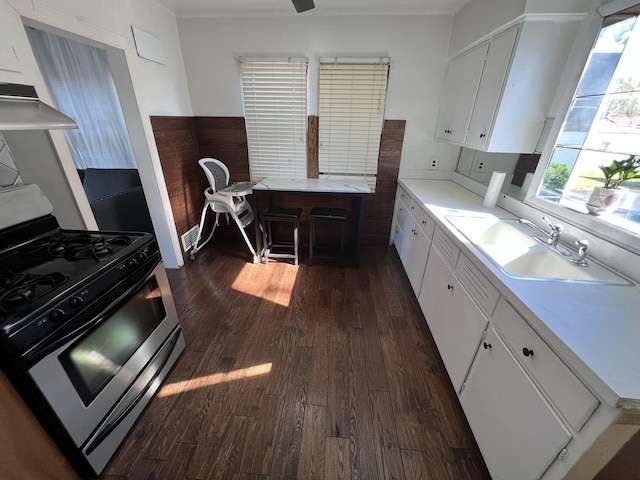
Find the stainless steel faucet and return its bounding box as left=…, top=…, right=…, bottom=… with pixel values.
left=570, top=239, right=590, bottom=267
left=517, top=216, right=571, bottom=256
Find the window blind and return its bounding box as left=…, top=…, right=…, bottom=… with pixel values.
left=318, top=61, right=390, bottom=190
left=241, top=61, right=308, bottom=180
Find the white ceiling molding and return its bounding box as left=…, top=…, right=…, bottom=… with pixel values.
left=153, top=0, right=470, bottom=18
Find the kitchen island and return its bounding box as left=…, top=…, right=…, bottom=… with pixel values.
left=252, top=178, right=372, bottom=266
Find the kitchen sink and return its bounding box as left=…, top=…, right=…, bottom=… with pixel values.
left=445, top=215, right=633, bottom=286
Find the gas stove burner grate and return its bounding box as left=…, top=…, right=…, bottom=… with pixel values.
left=0, top=271, right=69, bottom=314
left=26, top=233, right=133, bottom=262
left=60, top=234, right=132, bottom=261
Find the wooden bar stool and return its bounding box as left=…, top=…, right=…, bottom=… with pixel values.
left=309, top=207, right=347, bottom=265
left=261, top=206, right=303, bottom=265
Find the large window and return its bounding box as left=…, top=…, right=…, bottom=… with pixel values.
left=318, top=59, right=390, bottom=190
left=537, top=9, right=640, bottom=235
left=240, top=59, right=308, bottom=180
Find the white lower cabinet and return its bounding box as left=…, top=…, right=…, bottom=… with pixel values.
left=494, top=300, right=599, bottom=432
left=403, top=215, right=431, bottom=294
left=393, top=216, right=407, bottom=260
left=460, top=327, right=572, bottom=480
left=395, top=181, right=640, bottom=479
left=418, top=247, right=488, bottom=392
left=392, top=190, right=434, bottom=295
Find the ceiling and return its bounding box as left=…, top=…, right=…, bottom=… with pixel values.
left=155, top=0, right=470, bottom=18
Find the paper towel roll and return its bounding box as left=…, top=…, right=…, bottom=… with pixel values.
left=483, top=171, right=506, bottom=208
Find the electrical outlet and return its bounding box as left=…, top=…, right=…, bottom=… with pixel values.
left=429, top=157, right=438, bottom=169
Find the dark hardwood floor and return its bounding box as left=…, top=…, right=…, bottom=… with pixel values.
left=99, top=240, right=490, bottom=480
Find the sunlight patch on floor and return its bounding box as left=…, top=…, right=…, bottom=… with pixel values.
left=230, top=263, right=295, bottom=307
left=158, top=363, right=273, bottom=397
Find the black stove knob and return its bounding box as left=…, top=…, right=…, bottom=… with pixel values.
left=135, top=251, right=148, bottom=262
left=49, top=309, right=66, bottom=323
left=126, top=258, right=139, bottom=268
left=69, top=296, right=84, bottom=309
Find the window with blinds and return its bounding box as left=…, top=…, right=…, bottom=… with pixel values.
left=240, top=60, right=308, bottom=180
left=318, top=60, right=390, bottom=190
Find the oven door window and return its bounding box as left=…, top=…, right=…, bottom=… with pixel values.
left=59, top=277, right=166, bottom=406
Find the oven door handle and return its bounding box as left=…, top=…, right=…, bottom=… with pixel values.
left=83, top=326, right=182, bottom=456
left=23, top=258, right=160, bottom=363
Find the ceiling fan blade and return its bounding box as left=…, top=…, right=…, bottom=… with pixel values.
left=292, top=0, right=315, bottom=13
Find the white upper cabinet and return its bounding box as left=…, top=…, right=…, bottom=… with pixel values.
left=0, top=2, right=22, bottom=74
left=465, top=27, right=518, bottom=149
left=435, top=43, right=488, bottom=145
left=436, top=18, right=581, bottom=153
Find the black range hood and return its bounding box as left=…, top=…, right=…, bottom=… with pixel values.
left=0, top=83, right=77, bottom=130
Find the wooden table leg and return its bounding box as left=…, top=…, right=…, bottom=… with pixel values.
left=354, top=194, right=366, bottom=267
left=252, top=193, right=263, bottom=263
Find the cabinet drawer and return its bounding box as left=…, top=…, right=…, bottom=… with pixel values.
left=416, top=208, right=435, bottom=239
left=494, top=299, right=599, bottom=431
left=455, top=255, right=500, bottom=316
left=432, top=227, right=460, bottom=268
left=397, top=185, right=409, bottom=208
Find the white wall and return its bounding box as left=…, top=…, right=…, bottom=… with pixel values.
left=0, top=0, right=193, bottom=268
left=449, top=0, right=594, bottom=56
left=129, top=1, right=192, bottom=116
left=0, top=0, right=87, bottom=228
left=449, top=0, right=527, bottom=56
left=177, top=14, right=462, bottom=177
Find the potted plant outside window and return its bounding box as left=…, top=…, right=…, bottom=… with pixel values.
left=586, top=155, right=640, bottom=215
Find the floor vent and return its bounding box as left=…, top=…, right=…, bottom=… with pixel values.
left=181, top=225, right=199, bottom=252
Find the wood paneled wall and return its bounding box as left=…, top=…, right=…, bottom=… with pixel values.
left=367, top=120, right=405, bottom=243
left=150, top=116, right=203, bottom=259
left=195, top=117, right=251, bottom=182
left=151, top=116, right=405, bottom=261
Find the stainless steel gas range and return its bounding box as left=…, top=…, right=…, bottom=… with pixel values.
left=0, top=184, right=185, bottom=478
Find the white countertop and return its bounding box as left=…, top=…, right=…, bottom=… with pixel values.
left=400, top=178, right=640, bottom=409
left=254, top=177, right=371, bottom=194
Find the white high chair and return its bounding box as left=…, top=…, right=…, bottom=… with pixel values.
left=189, top=158, right=259, bottom=263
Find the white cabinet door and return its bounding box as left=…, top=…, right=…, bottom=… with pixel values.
left=397, top=217, right=411, bottom=269
left=494, top=299, right=599, bottom=431
left=438, top=20, right=576, bottom=152
left=435, top=43, right=488, bottom=144
left=465, top=27, right=518, bottom=149
left=461, top=328, right=572, bottom=480
left=393, top=189, right=432, bottom=296
left=393, top=199, right=409, bottom=257
left=393, top=220, right=404, bottom=257
left=0, top=3, right=21, bottom=73
left=405, top=219, right=431, bottom=295
left=418, top=248, right=488, bottom=391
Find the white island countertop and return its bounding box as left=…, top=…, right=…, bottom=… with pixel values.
left=253, top=177, right=371, bottom=194
left=400, top=178, right=640, bottom=409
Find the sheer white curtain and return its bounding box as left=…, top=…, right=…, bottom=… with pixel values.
left=27, top=28, right=136, bottom=170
